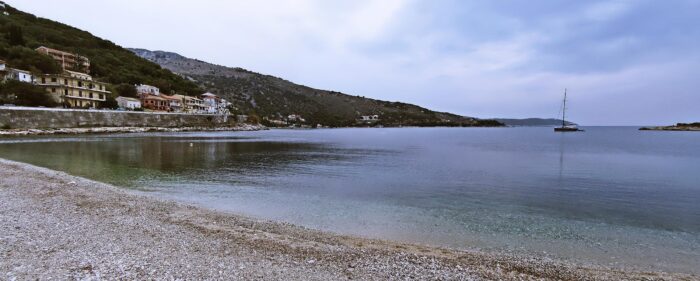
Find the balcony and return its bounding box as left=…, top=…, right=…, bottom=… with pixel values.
left=37, top=81, right=111, bottom=94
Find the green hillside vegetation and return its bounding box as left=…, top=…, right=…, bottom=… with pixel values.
left=0, top=2, right=200, bottom=99
left=131, top=49, right=503, bottom=127
left=201, top=72, right=499, bottom=127
left=0, top=80, right=57, bottom=107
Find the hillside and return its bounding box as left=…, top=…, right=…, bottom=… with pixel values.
left=0, top=1, right=500, bottom=128
left=495, top=118, right=577, bottom=127
left=130, top=49, right=502, bottom=127
left=0, top=2, right=200, bottom=97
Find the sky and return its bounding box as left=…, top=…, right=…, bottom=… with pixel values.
left=9, top=0, right=700, bottom=125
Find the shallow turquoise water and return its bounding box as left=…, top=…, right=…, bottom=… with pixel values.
left=1, top=127, right=699, bottom=273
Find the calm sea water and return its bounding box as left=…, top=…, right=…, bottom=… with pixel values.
left=1, top=127, right=699, bottom=273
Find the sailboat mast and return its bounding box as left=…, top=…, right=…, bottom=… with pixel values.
left=562, top=89, right=567, bottom=127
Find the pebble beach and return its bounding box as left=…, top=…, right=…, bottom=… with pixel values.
left=0, top=159, right=695, bottom=280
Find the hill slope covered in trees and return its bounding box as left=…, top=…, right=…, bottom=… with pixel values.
left=0, top=2, right=200, bottom=98
left=130, top=49, right=502, bottom=127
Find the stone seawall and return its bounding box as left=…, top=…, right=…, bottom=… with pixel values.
left=0, top=107, right=237, bottom=129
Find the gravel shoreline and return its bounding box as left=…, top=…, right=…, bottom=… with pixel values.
left=0, top=159, right=695, bottom=280
left=0, top=124, right=266, bottom=137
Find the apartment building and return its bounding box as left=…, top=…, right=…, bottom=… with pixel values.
left=201, top=93, right=218, bottom=114
left=161, top=94, right=182, bottom=112
left=36, top=70, right=110, bottom=108
left=174, top=94, right=206, bottom=114
left=141, top=95, right=170, bottom=111
left=201, top=92, right=231, bottom=114
left=36, top=46, right=90, bottom=73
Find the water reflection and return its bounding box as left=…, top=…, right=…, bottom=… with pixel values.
left=0, top=136, right=357, bottom=187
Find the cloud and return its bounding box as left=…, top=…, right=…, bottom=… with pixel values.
left=9, top=0, right=700, bottom=125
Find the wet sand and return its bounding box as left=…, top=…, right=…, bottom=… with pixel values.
left=0, top=159, right=695, bottom=280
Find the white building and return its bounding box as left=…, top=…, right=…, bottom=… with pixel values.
left=199, top=92, right=232, bottom=115
left=288, top=114, right=306, bottom=123
left=360, top=115, right=380, bottom=121
left=136, top=84, right=160, bottom=96
left=217, top=98, right=231, bottom=115
left=236, top=115, right=249, bottom=123
left=201, top=92, right=219, bottom=114
left=116, top=96, right=142, bottom=110
left=5, top=68, right=33, bottom=83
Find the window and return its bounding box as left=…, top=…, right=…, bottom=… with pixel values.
left=79, top=91, right=82, bottom=97
left=64, top=79, right=68, bottom=85
left=99, top=94, right=104, bottom=99
left=64, top=89, right=68, bottom=95
left=42, top=77, right=46, bottom=83
left=89, top=93, right=93, bottom=99
left=51, top=78, right=57, bottom=83
left=51, top=88, right=56, bottom=93
left=78, top=81, right=83, bottom=87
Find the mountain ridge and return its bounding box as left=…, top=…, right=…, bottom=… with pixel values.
left=129, top=48, right=503, bottom=128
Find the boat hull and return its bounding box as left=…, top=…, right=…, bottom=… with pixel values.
left=554, top=127, right=582, bottom=132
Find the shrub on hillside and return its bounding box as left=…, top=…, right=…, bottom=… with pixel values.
left=0, top=80, right=59, bottom=107
left=114, top=83, right=138, bottom=98
left=102, top=95, right=119, bottom=109
left=0, top=44, right=62, bottom=74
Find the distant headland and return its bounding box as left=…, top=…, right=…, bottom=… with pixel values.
left=639, top=122, right=700, bottom=131
left=494, top=118, right=576, bottom=127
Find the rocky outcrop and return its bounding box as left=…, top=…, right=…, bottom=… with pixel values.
left=639, top=123, right=700, bottom=131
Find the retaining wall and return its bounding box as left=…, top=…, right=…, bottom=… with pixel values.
left=0, top=107, right=237, bottom=129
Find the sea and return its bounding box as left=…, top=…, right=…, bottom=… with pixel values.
left=1, top=127, right=698, bottom=273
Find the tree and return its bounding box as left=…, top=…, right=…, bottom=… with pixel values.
left=1, top=46, right=62, bottom=74
left=102, top=95, right=118, bottom=109
left=114, top=83, right=137, bottom=98
left=0, top=80, right=58, bottom=107
left=6, top=24, right=25, bottom=46
left=246, top=113, right=260, bottom=124
left=72, top=54, right=89, bottom=73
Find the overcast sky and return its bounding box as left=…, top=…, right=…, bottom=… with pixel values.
left=10, top=0, right=700, bottom=125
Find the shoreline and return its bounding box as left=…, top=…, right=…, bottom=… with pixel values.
left=640, top=123, right=700, bottom=131
left=639, top=126, right=700, bottom=131
left=0, top=124, right=267, bottom=136
left=0, top=159, right=694, bottom=280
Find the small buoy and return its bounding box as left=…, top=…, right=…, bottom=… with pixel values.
left=189, top=143, right=194, bottom=147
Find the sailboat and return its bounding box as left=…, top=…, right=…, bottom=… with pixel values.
left=554, top=89, right=583, bottom=132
